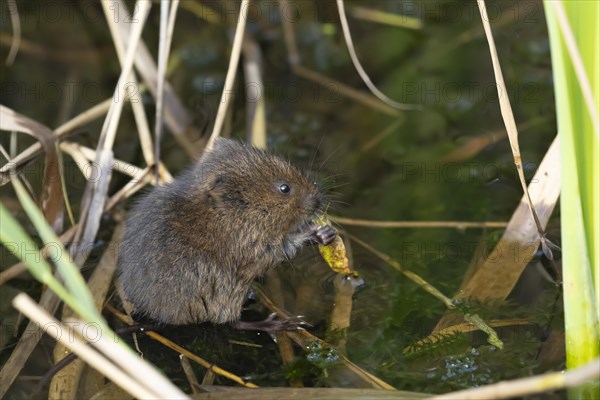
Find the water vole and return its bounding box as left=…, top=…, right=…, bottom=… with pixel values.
left=117, top=138, right=335, bottom=327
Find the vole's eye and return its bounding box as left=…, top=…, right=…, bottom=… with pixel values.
left=278, top=183, right=291, bottom=194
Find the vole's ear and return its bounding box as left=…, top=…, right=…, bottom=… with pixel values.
left=206, top=174, right=226, bottom=204
left=207, top=174, right=248, bottom=209
left=208, top=174, right=225, bottom=191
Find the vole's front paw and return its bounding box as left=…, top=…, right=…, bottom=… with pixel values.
left=313, top=224, right=336, bottom=246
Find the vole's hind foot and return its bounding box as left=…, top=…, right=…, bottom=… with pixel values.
left=233, top=313, right=308, bottom=338
left=313, top=224, right=336, bottom=245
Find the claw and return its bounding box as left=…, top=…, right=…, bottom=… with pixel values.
left=313, top=224, right=336, bottom=246
left=233, top=314, right=308, bottom=339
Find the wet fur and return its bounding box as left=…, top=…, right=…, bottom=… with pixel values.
left=118, top=139, right=327, bottom=325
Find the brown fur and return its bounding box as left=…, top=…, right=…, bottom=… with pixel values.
left=117, top=138, right=329, bottom=325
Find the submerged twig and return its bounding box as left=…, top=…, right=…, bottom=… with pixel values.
left=5, top=0, right=20, bottom=65
left=336, top=0, right=421, bottom=111
left=333, top=217, right=508, bottom=229
left=330, top=274, right=356, bottom=354
left=293, top=65, right=401, bottom=116
left=361, top=118, right=405, bottom=152
left=276, top=0, right=404, bottom=116
left=440, top=118, right=545, bottom=163
left=180, top=355, right=201, bottom=394
left=349, top=6, right=422, bottom=30
left=253, top=285, right=397, bottom=390
left=106, top=305, right=258, bottom=388
left=347, top=233, right=503, bottom=348
left=263, top=270, right=303, bottom=387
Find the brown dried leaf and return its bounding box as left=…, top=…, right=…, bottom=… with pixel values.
left=0, top=105, right=64, bottom=232
left=433, top=136, right=560, bottom=332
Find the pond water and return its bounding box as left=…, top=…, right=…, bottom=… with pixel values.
left=0, top=0, right=562, bottom=397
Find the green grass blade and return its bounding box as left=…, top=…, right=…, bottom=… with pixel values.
left=1, top=203, right=68, bottom=298
left=8, top=178, right=107, bottom=328
left=544, top=1, right=599, bottom=398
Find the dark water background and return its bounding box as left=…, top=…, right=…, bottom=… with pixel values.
left=0, top=0, right=562, bottom=397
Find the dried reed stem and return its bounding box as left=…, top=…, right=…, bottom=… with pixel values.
left=333, top=216, right=508, bottom=229
left=12, top=294, right=166, bottom=399
left=206, top=0, right=251, bottom=151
